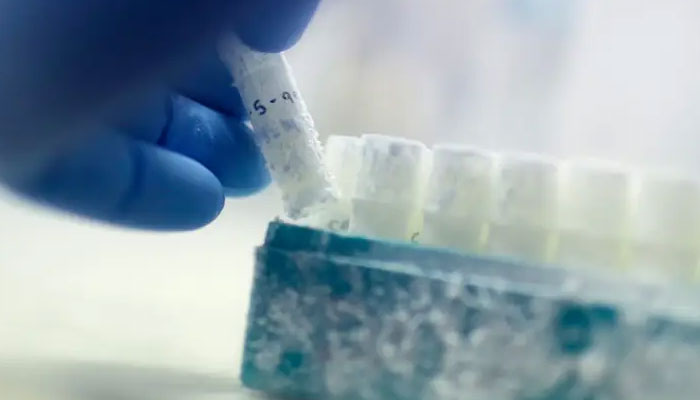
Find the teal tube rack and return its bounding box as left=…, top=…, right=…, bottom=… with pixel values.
left=240, top=221, right=700, bottom=400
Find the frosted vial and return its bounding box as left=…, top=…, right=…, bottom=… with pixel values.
left=350, top=134, right=430, bottom=241
left=486, top=152, right=558, bottom=263
left=420, top=145, right=494, bottom=252
left=631, top=172, right=700, bottom=279
left=557, top=160, right=631, bottom=270
left=324, top=135, right=361, bottom=199
left=219, top=35, right=346, bottom=229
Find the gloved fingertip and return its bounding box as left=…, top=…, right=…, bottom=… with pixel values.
left=233, top=0, right=321, bottom=52
left=11, top=132, right=225, bottom=231
left=113, top=143, right=226, bottom=230
left=163, top=95, right=270, bottom=196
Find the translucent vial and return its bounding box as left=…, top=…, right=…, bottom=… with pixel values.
left=350, top=134, right=430, bottom=241
left=420, top=145, right=494, bottom=252
left=323, top=135, right=361, bottom=231
left=486, top=152, right=558, bottom=264
left=631, top=172, right=700, bottom=280
left=556, top=160, right=631, bottom=271
left=219, top=35, right=347, bottom=229
left=324, top=135, right=361, bottom=199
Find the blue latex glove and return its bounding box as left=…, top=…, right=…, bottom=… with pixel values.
left=0, top=0, right=320, bottom=230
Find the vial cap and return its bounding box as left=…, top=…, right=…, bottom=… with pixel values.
left=493, top=152, right=558, bottom=227
left=354, top=134, right=429, bottom=204
left=424, top=144, right=494, bottom=217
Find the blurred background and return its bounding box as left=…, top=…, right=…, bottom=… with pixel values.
left=3, top=0, right=700, bottom=398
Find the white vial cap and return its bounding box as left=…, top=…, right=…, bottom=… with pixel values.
left=559, top=159, right=631, bottom=238
left=492, top=152, right=558, bottom=227
left=424, top=145, right=494, bottom=217
left=354, top=134, right=429, bottom=205
left=633, top=171, right=700, bottom=246
left=324, top=135, right=361, bottom=199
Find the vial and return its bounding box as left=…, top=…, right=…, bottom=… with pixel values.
left=631, top=171, right=700, bottom=280
left=486, top=152, right=558, bottom=264
left=556, top=160, right=631, bottom=271
left=324, top=135, right=361, bottom=199
left=323, top=135, right=361, bottom=231
left=350, top=134, right=430, bottom=241
left=219, top=34, right=347, bottom=230
left=420, top=145, right=493, bottom=252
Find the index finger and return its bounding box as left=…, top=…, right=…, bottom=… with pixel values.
left=233, top=0, right=321, bottom=53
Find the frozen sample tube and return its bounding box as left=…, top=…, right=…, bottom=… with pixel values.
left=219, top=34, right=346, bottom=229
left=486, top=152, right=558, bottom=263
left=350, top=134, right=430, bottom=241
left=631, top=172, right=700, bottom=280
left=322, top=135, right=361, bottom=231
left=420, top=145, right=494, bottom=252
left=324, top=135, right=361, bottom=199
left=556, top=160, right=631, bottom=270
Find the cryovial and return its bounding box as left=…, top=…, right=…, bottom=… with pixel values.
left=324, top=135, right=361, bottom=199
left=350, top=134, right=430, bottom=241
left=556, top=160, right=631, bottom=271
left=219, top=34, right=347, bottom=230
left=631, top=172, right=700, bottom=280
left=420, top=145, right=494, bottom=252
left=323, top=135, right=361, bottom=231
left=486, top=152, right=558, bottom=264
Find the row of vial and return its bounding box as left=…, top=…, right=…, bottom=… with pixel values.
left=323, top=134, right=700, bottom=282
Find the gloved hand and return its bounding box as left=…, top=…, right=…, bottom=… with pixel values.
left=0, top=0, right=320, bottom=230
